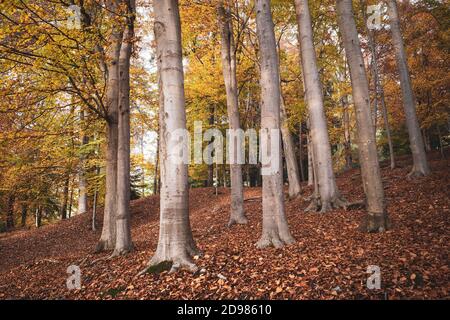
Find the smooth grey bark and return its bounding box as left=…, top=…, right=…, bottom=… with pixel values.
left=77, top=109, right=88, bottom=215
left=360, top=0, right=395, bottom=169
left=255, top=0, right=294, bottom=248
left=143, top=0, right=200, bottom=273
left=337, top=0, right=389, bottom=232
left=217, top=3, right=247, bottom=226
left=298, top=122, right=306, bottom=181
left=207, top=106, right=214, bottom=187
left=295, top=0, right=346, bottom=212
left=35, top=207, right=42, bottom=228
left=153, top=134, right=160, bottom=195
left=342, top=95, right=353, bottom=170
left=96, top=0, right=123, bottom=252
left=307, top=126, right=313, bottom=186
left=280, top=94, right=302, bottom=199
left=386, top=0, right=429, bottom=177
left=112, top=0, right=135, bottom=257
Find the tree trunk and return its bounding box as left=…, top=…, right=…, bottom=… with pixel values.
left=255, top=0, right=294, bottom=248
left=143, top=0, right=200, bottom=273
left=342, top=95, right=353, bottom=170
left=307, top=129, right=313, bottom=186
left=60, top=174, right=70, bottom=220
left=153, top=134, right=160, bottom=195
left=68, top=181, right=74, bottom=219
left=386, top=0, right=429, bottom=177
left=21, top=204, right=27, bottom=227
left=295, top=0, right=346, bottom=212
left=6, top=195, right=15, bottom=230
left=297, top=123, right=305, bottom=181
left=360, top=0, right=395, bottom=169
left=113, top=0, right=135, bottom=257
left=337, top=0, right=389, bottom=232
left=217, top=3, right=247, bottom=226
left=96, top=0, right=123, bottom=252
left=280, top=94, right=302, bottom=199
left=78, top=109, right=89, bottom=215
left=207, top=105, right=215, bottom=187
left=35, top=207, right=42, bottom=228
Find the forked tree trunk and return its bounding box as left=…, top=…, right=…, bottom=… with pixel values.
left=295, top=0, right=346, bottom=212
left=217, top=3, right=247, bottom=226
left=143, top=0, right=200, bottom=272
left=280, top=94, right=302, bottom=199
left=96, top=0, right=123, bottom=252
left=386, top=0, right=429, bottom=177
left=255, top=0, right=294, bottom=248
left=113, top=0, right=135, bottom=257
left=337, top=0, right=389, bottom=232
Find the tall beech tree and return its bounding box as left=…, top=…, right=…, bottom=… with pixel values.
left=142, top=0, right=200, bottom=272
left=113, top=0, right=135, bottom=256
left=295, top=0, right=346, bottom=212
left=96, top=0, right=124, bottom=252
left=360, top=0, right=395, bottom=169
left=337, top=0, right=389, bottom=232
left=386, top=0, right=430, bottom=177
left=255, top=0, right=294, bottom=248
left=217, top=2, right=247, bottom=226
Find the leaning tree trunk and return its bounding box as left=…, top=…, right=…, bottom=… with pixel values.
left=255, top=0, right=294, bottom=248
left=112, top=0, right=135, bottom=257
left=337, top=0, right=389, bottom=232
left=77, top=108, right=89, bottom=215
left=386, top=0, right=429, bottom=177
left=295, top=0, right=346, bottom=212
left=217, top=3, right=247, bottom=226
left=96, top=0, right=123, bottom=252
left=143, top=0, right=200, bottom=273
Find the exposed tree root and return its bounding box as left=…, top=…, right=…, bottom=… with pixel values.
left=139, top=252, right=198, bottom=275
left=407, top=169, right=427, bottom=180
left=256, top=232, right=295, bottom=249
left=110, top=245, right=134, bottom=258
left=305, top=194, right=349, bottom=213
left=359, top=211, right=390, bottom=233
left=94, top=240, right=115, bottom=254
left=228, top=215, right=248, bottom=227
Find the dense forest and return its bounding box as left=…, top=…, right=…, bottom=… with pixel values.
left=0, top=0, right=448, bottom=300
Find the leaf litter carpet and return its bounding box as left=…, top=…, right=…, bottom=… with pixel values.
left=0, top=153, right=448, bottom=299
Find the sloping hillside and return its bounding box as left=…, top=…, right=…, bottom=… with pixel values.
left=0, top=153, right=448, bottom=300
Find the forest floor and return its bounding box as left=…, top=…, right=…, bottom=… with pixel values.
left=0, top=152, right=448, bottom=300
